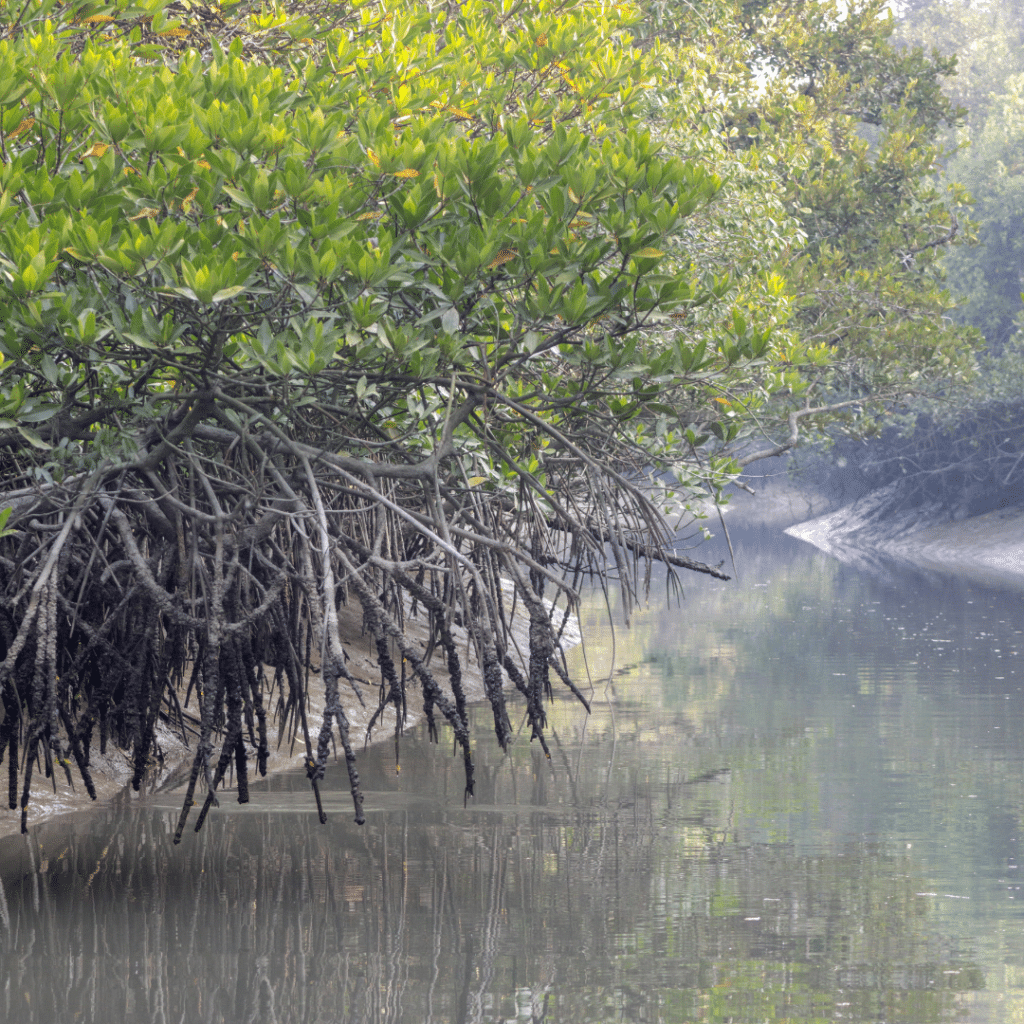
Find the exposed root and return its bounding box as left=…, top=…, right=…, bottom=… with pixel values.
left=0, top=383, right=697, bottom=839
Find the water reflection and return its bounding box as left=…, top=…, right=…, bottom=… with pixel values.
left=0, top=529, right=1021, bottom=1022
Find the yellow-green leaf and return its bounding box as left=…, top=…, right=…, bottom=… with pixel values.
left=212, top=285, right=246, bottom=304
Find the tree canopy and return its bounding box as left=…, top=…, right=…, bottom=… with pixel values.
left=808, top=0, right=1024, bottom=517
left=658, top=0, right=977, bottom=422
left=0, top=0, right=977, bottom=834
left=894, top=0, right=1024, bottom=352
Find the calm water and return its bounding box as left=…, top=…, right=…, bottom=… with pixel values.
left=2, top=529, right=1024, bottom=1023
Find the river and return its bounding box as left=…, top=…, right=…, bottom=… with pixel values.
left=0, top=527, right=1022, bottom=1023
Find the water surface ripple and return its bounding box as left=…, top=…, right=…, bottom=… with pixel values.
left=1, top=529, right=1022, bottom=1023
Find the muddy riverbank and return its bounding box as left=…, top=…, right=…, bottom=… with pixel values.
left=785, top=485, right=1024, bottom=591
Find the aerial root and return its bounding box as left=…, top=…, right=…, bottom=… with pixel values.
left=0, top=407, right=660, bottom=835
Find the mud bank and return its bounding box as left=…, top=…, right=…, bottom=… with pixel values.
left=787, top=488, right=1024, bottom=591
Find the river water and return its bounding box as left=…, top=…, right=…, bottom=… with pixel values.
left=1, top=528, right=1023, bottom=1023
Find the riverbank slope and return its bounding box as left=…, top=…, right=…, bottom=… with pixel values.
left=785, top=484, right=1024, bottom=591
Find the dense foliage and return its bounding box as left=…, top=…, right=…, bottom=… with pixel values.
left=808, top=0, right=1024, bottom=516
left=0, top=0, right=976, bottom=832
left=895, top=0, right=1024, bottom=352
left=648, top=0, right=978, bottom=427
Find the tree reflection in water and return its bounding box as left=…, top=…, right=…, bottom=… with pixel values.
left=0, top=684, right=983, bottom=1024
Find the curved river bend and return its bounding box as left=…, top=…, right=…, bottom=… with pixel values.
left=0, top=528, right=1022, bottom=1023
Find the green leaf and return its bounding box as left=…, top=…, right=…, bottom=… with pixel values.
left=17, top=426, right=50, bottom=450
left=40, top=354, right=59, bottom=385
left=441, top=306, right=460, bottom=335
left=161, top=286, right=200, bottom=302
